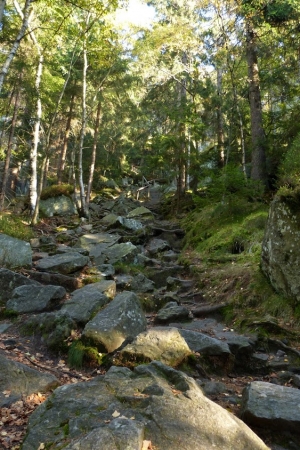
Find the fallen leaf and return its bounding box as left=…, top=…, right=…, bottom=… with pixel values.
left=112, top=410, right=120, bottom=418
left=142, top=440, right=152, bottom=450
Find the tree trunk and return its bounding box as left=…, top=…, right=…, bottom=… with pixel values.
left=86, top=100, right=101, bottom=206
left=216, top=66, right=225, bottom=168
left=0, top=87, right=20, bottom=210
left=246, top=19, right=267, bottom=185
left=0, top=0, right=6, bottom=28
left=77, top=13, right=90, bottom=219
left=29, top=52, right=43, bottom=222
left=58, top=93, right=75, bottom=184
left=0, top=0, right=32, bottom=93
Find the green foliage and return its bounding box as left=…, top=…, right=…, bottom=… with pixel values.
left=68, top=340, right=103, bottom=369
left=40, top=184, right=74, bottom=200
left=278, top=133, right=300, bottom=188
left=0, top=214, right=34, bottom=241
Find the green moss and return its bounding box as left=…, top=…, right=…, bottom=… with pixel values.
left=68, top=340, right=104, bottom=368
left=0, top=214, right=34, bottom=241
left=40, top=184, right=74, bottom=200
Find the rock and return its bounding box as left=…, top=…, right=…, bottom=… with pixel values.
left=199, top=380, right=227, bottom=396
left=75, top=232, right=120, bottom=252
left=147, top=266, right=185, bottom=288
left=0, top=268, right=40, bottom=305
left=56, top=244, right=89, bottom=256
left=147, top=237, right=170, bottom=256
left=39, top=194, right=77, bottom=217
left=24, top=270, right=81, bottom=291
left=131, top=272, right=155, bottom=292
left=155, top=301, right=190, bottom=323
left=6, top=284, right=66, bottom=313
left=241, top=380, right=300, bottom=433
left=261, top=197, right=300, bottom=302
left=95, top=264, right=115, bottom=278
left=0, top=323, right=11, bottom=333
left=127, top=206, right=154, bottom=219
left=102, top=214, right=144, bottom=232
left=82, top=291, right=147, bottom=352
left=119, top=327, right=191, bottom=367
left=21, top=312, right=77, bottom=352
left=97, top=242, right=139, bottom=265
left=179, top=329, right=231, bottom=356
left=22, top=362, right=269, bottom=450
left=0, top=234, right=32, bottom=269
left=35, top=252, right=90, bottom=274
left=0, top=354, right=59, bottom=407
left=61, top=280, right=116, bottom=323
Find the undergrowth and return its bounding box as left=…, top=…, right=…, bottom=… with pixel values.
left=0, top=214, right=34, bottom=241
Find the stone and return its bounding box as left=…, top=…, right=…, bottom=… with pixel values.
left=39, top=195, right=77, bottom=217
left=261, top=197, right=300, bottom=302
left=241, top=380, right=300, bottom=433
left=21, top=312, right=77, bottom=352
left=119, top=327, right=192, bottom=366
left=0, top=354, right=59, bottom=407
left=131, top=272, right=155, bottom=292
left=95, top=264, right=115, bottom=278
left=147, top=238, right=170, bottom=256
left=98, top=242, right=139, bottom=265
left=61, top=280, right=116, bottom=323
left=179, top=329, right=231, bottom=356
left=0, top=268, right=40, bottom=305
left=127, top=206, right=154, bottom=219
left=35, top=252, right=90, bottom=274
left=82, top=291, right=147, bottom=353
left=155, top=301, right=190, bottom=323
left=22, top=362, right=269, bottom=450
left=25, top=270, right=80, bottom=291
left=0, top=234, right=32, bottom=269
left=6, top=284, right=66, bottom=313
left=56, top=244, right=89, bottom=256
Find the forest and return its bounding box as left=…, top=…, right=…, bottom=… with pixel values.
left=1, top=0, right=300, bottom=223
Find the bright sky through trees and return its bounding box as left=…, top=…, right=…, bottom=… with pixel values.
left=115, top=0, right=156, bottom=26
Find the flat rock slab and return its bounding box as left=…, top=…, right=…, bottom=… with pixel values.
left=95, top=242, right=139, bottom=265
left=0, top=269, right=40, bottom=304
left=179, top=328, right=231, bottom=356
left=75, top=233, right=120, bottom=251
left=35, top=252, right=90, bottom=274
left=61, top=280, right=116, bottom=323
left=22, top=361, right=269, bottom=450
left=83, top=291, right=147, bottom=352
left=6, top=284, right=66, bottom=313
left=0, top=234, right=32, bottom=269
left=156, top=301, right=190, bottom=322
left=0, top=354, right=60, bottom=407
left=241, top=381, right=300, bottom=433
left=119, top=327, right=191, bottom=366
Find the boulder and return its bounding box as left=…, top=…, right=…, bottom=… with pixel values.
left=21, top=312, right=77, bottom=352
left=61, top=280, right=116, bottom=323
left=0, top=234, right=32, bottom=269
left=35, top=252, right=90, bottom=274
left=22, top=362, right=269, bottom=450
left=96, top=242, right=139, bottom=265
left=24, top=270, right=80, bottom=291
left=241, top=381, right=300, bottom=433
left=6, top=284, right=66, bottom=313
left=119, top=327, right=191, bottom=366
left=261, top=197, right=300, bottom=302
left=39, top=195, right=77, bottom=217
left=82, top=291, right=147, bottom=352
left=127, top=206, right=154, bottom=219
left=147, top=237, right=170, bottom=256
left=0, top=268, right=40, bottom=305
left=155, top=301, right=190, bottom=323
left=0, top=354, right=59, bottom=407
left=179, top=328, right=231, bottom=356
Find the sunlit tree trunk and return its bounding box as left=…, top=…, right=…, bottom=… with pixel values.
left=86, top=100, right=101, bottom=206
left=216, top=66, right=225, bottom=168
left=246, top=19, right=267, bottom=185
left=0, top=0, right=32, bottom=93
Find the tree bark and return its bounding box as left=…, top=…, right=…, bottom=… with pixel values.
left=58, top=93, right=76, bottom=184
left=0, top=86, right=20, bottom=210
left=0, top=0, right=6, bottom=28
left=86, top=100, right=101, bottom=206
left=0, top=0, right=32, bottom=93
left=246, top=19, right=267, bottom=185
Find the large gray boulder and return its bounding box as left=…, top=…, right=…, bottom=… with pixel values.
left=0, top=268, right=40, bottom=304
left=6, top=284, right=66, bottom=313
left=22, top=362, right=269, bottom=450
left=39, top=195, right=77, bottom=217
left=82, top=291, right=147, bottom=352
left=35, top=252, right=90, bottom=274
left=261, top=197, right=300, bottom=302
left=0, top=234, right=32, bottom=269
left=241, top=381, right=300, bottom=433
left=93, top=242, right=139, bottom=265
left=0, top=354, right=59, bottom=407
left=61, top=280, right=116, bottom=323
left=119, top=327, right=191, bottom=367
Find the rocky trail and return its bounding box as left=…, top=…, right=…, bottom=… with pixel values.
left=0, top=186, right=300, bottom=450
